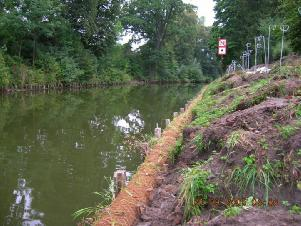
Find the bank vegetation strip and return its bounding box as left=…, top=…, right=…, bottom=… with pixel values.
left=94, top=86, right=207, bottom=226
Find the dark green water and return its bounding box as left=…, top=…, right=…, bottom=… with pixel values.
left=0, top=84, right=202, bottom=226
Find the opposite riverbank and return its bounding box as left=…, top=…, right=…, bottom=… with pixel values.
left=0, top=79, right=211, bottom=95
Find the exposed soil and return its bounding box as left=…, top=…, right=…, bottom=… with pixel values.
left=136, top=57, right=301, bottom=226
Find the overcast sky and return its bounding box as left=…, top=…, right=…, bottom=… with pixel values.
left=183, top=0, right=215, bottom=26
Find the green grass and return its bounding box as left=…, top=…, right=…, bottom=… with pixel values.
left=73, top=177, right=114, bottom=220
left=249, top=79, right=270, bottom=94
left=224, top=206, right=242, bottom=217
left=193, top=133, right=205, bottom=152
left=192, top=80, right=244, bottom=127
left=226, top=130, right=243, bottom=149
left=169, top=138, right=183, bottom=164
left=290, top=204, right=301, bottom=215
left=259, top=138, right=269, bottom=150
left=229, top=155, right=278, bottom=206
left=276, top=124, right=299, bottom=139
left=179, top=165, right=215, bottom=220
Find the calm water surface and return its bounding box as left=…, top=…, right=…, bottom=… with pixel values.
left=0, top=84, right=202, bottom=226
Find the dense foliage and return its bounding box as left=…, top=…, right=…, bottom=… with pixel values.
left=0, top=0, right=220, bottom=89
left=211, top=0, right=301, bottom=67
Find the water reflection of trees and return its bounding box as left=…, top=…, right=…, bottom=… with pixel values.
left=0, top=84, right=202, bottom=225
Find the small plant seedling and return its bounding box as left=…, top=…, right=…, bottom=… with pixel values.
left=220, top=156, right=227, bottom=161
left=73, top=177, right=114, bottom=219
left=245, top=196, right=254, bottom=207
left=297, top=149, right=301, bottom=156
left=243, top=154, right=255, bottom=165
left=224, top=206, right=242, bottom=217
left=289, top=204, right=301, bottom=215
left=193, top=133, right=205, bottom=152
left=259, top=138, right=269, bottom=150
left=226, top=131, right=242, bottom=149
left=282, top=200, right=290, bottom=207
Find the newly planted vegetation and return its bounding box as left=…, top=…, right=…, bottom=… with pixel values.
left=179, top=165, right=215, bottom=220
left=193, top=133, right=205, bottom=152
left=229, top=155, right=279, bottom=205
left=226, top=130, right=243, bottom=149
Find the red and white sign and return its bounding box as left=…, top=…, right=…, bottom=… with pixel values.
left=218, top=47, right=227, bottom=55
left=218, top=38, right=227, bottom=55
left=218, top=39, right=227, bottom=47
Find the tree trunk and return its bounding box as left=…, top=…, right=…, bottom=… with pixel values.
left=32, top=38, right=36, bottom=66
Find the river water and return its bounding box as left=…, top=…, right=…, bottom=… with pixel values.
left=0, top=84, right=202, bottom=226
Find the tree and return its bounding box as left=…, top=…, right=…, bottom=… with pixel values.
left=122, top=0, right=185, bottom=78
left=210, top=0, right=280, bottom=67
left=62, top=0, right=122, bottom=56
left=280, top=0, right=301, bottom=53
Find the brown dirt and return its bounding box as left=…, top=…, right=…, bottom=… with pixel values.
left=189, top=207, right=301, bottom=226
left=136, top=58, right=301, bottom=226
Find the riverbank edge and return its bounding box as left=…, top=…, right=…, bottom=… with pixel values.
left=0, top=79, right=211, bottom=95
left=93, top=85, right=208, bottom=226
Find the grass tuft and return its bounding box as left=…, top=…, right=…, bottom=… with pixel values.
left=224, top=206, right=242, bottom=217
left=290, top=204, right=301, bottom=215
left=73, top=177, right=114, bottom=220
left=193, top=133, right=205, bottom=152
left=229, top=155, right=279, bottom=206
left=276, top=124, right=299, bottom=139
left=179, top=165, right=215, bottom=220
left=226, top=130, right=243, bottom=149
left=169, top=138, right=183, bottom=164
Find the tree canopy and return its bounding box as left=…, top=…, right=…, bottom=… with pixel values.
left=0, top=0, right=300, bottom=88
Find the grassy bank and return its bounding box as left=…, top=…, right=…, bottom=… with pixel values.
left=137, top=56, right=301, bottom=225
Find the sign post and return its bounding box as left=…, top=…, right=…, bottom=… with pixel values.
left=218, top=38, right=227, bottom=57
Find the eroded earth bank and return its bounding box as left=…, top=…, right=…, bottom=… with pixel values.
left=137, top=56, right=301, bottom=226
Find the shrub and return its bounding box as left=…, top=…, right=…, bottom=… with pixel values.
left=177, top=62, right=205, bottom=82
left=0, top=52, right=11, bottom=87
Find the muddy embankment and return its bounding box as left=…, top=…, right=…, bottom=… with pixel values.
left=95, top=56, right=301, bottom=226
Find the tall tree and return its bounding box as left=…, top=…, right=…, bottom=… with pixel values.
left=62, top=0, right=122, bottom=56
left=210, top=0, right=280, bottom=67
left=122, top=0, right=185, bottom=78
